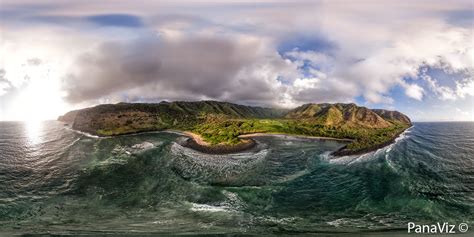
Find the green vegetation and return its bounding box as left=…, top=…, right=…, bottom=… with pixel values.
left=58, top=100, right=411, bottom=155
left=193, top=117, right=409, bottom=151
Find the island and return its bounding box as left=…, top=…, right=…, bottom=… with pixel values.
left=58, top=101, right=411, bottom=156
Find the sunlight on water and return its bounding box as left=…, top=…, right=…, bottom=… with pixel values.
left=24, top=120, right=43, bottom=145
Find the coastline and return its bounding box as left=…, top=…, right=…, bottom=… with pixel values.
left=331, top=125, right=412, bottom=157
left=182, top=131, right=211, bottom=146
left=63, top=122, right=411, bottom=157
left=238, top=132, right=353, bottom=142
left=178, top=131, right=354, bottom=155
left=178, top=131, right=257, bottom=154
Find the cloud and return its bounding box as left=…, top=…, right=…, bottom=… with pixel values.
left=29, top=1, right=474, bottom=108
left=26, top=58, right=42, bottom=66
left=421, top=70, right=474, bottom=101
left=422, top=73, right=457, bottom=100
left=62, top=33, right=297, bottom=107
left=445, top=9, right=474, bottom=27
left=288, top=77, right=358, bottom=104
left=0, top=69, right=13, bottom=96
left=0, top=69, right=24, bottom=120
left=456, top=79, right=474, bottom=99
left=1, top=0, right=473, bottom=120
left=404, top=83, right=424, bottom=101
left=86, top=14, right=144, bottom=28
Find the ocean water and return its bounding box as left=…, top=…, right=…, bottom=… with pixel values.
left=0, top=121, right=473, bottom=235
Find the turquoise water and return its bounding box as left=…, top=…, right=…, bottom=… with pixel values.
left=0, top=121, right=473, bottom=235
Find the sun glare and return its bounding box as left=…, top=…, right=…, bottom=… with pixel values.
left=9, top=70, right=68, bottom=122
left=24, top=119, right=43, bottom=145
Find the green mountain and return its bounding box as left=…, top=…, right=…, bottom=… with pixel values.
left=58, top=100, right=411, bottom=155
left=58, top=101, right=286, bottom=136
left=372, top=109, right=411, bottom=124
left=285, top=103, right=392, bottom=128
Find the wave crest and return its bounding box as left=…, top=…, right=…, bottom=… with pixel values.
left=170, top=142, right=269, bottom=185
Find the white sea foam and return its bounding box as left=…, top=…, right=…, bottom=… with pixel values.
left=393, top=127, right=411, bottom=145
left=254, top=216, right=301, bottom=225
left=385, top=155, right=397, bottom=171
left=64, top=126, right=101, bottom=139
left=131, top=141, right=155, bottom=150
left=330, top=126, right=413, bottom=165
left=190, top=203, right=233, bottom=213
left=328, top=214, right=398, bottom=228
left=111, top=141, right=162, bottom=156
left=327, top=218, right=349, bottom=227
left=319, top=151, right=333, bottom=161
left=170, top=141, right=268, bottom=162
left=189, top=190, right=243, bottom=213
left=101, top=141, right=161, bottom=165
left=170, top=142, right=269, bottom=183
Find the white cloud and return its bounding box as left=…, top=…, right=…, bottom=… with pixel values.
left=404, top=83, right=425, bottom=101
left=422, top=74, right=457, bottom=100
left=421, top=71, right=474, bottom=101
left=456, top=79, right=474, bottom=99
left=0, top=0, right=473, bottom=120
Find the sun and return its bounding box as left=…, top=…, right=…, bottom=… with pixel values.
left=11, top=75, right=68, bottom=121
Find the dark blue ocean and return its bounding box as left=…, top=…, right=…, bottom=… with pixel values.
left=0, top=121, right=473, bottom=235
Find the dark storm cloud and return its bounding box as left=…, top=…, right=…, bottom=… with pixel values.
left=62, top=36, right=291, bottom=105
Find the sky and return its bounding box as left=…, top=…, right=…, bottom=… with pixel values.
left=0, top=0, right=473, bottom=121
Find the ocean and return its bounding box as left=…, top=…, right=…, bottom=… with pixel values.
left=0, top=121, right=473, bottom=235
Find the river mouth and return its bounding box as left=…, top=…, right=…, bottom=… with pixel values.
left=1, top=122, right=473, bottom=235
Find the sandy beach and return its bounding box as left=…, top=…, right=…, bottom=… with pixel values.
left=238, top=132, right=353, bottom=142
left=182, top=131, right=212, bottom=146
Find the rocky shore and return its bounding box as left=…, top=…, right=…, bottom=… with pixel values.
left=331, top=127, right=410, bottom=156
left=179, top=136, right=257, bottom=154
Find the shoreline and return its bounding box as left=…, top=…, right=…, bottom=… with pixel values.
left=331, top=126, right=412, bottom=157
left=180, top=137, right=257, bottom=154
left=178, top=131, right=353, bottom=155
left=178, top=131, right=257, bottom=154
left=178, top=128, right=410, bottom=156
left=238, top=132, right=353, bottom=142
left=63, top=123, right=411, bottom=157
left=182, top=131, right=212, bottom=146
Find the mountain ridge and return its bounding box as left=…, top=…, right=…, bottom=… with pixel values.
left=58, top=100, right=411, bottom=156
left=285, top=103, right=395, bottom=128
